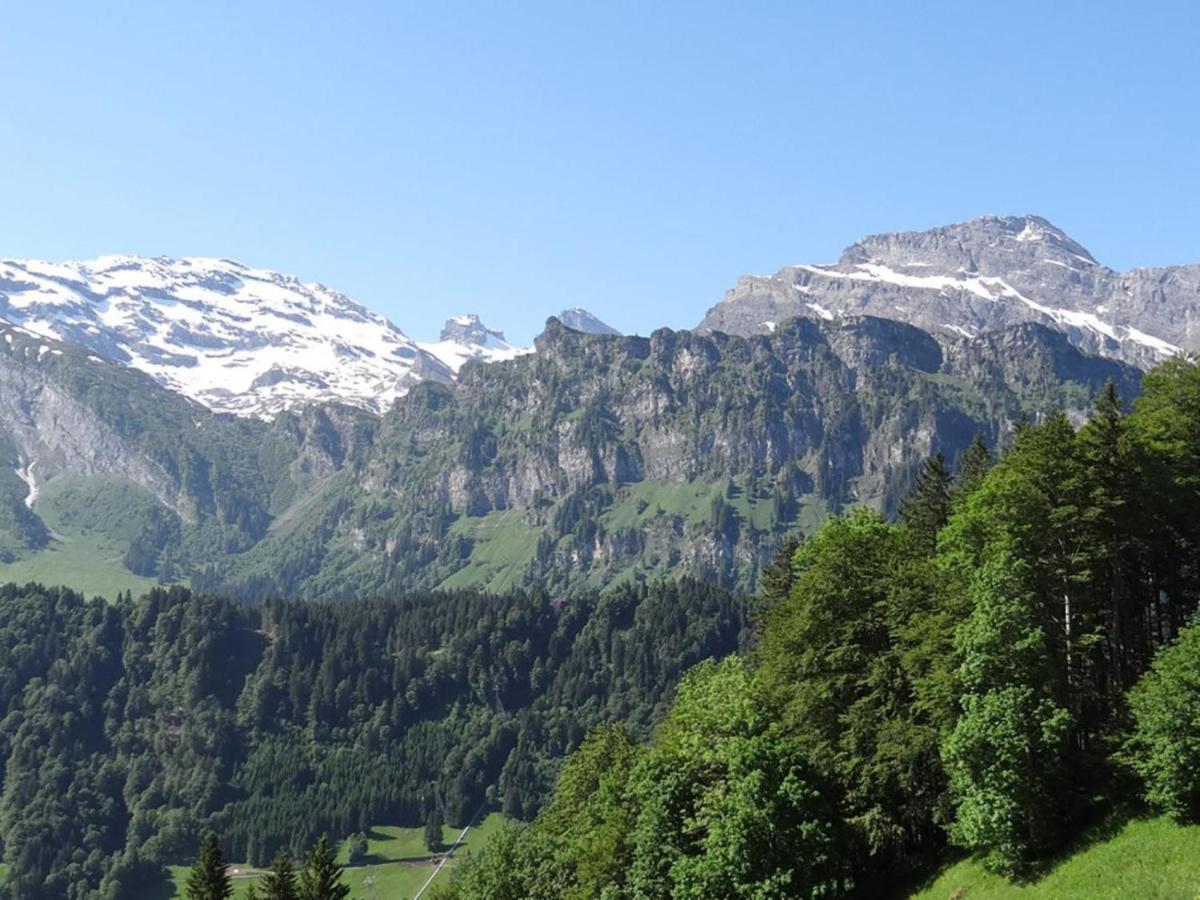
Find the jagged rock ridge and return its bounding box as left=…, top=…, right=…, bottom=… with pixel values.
left=698, top=214, right=1199, bottom=369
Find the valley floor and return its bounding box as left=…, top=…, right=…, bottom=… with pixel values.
left=130, top=814, right=505, bottom=900
left=904, top=816, right=1200, bottom=899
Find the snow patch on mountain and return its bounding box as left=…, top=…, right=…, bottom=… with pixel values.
left=0, top=255, right=453, bottom=417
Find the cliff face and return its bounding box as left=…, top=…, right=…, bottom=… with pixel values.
left=698, top=215, right=1199, bottom=370
left=212, top=316, right=1139, bottom=599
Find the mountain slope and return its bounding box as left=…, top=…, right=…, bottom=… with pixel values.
left=205, top=315, right=1140, bottom=600
left=698, top=215, right=1199, bottom=368
left=0, top=307, right=1142, bottom=600
left=0, top=321, right=377, bottom=589
left=0, top=255, right=452, bottom=417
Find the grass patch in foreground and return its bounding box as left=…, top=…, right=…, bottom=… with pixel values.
left=907, top=815, right=1200, bottom=899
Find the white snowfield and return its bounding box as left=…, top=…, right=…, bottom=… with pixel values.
left=0, top=256, right=537, bottom=419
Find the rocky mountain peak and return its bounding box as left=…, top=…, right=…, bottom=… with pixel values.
left=841, top=214, right=1098, bottom=272
left=419, top=314, right=528, bottom=375
left=557, top=307, right=620, bottom=335
left=698, top=214, right=1196, bottom=370
left=437, top=314, right=509, bottom=347
left=0, top=255, right=453, bottom=418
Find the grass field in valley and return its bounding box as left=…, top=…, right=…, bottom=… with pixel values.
left=0, top=476, right=166, bottom=600
left=136, top=814, right=506, bottom=900
left=0, top=528, right=160, bottom=601
left=906, top=815, right=1200, bottom=900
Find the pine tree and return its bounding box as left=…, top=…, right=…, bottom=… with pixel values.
left=755, top=534, right=801, bottom=621
left=260, top=848, right=300, bottom=900
left=298, top=835, right=348, bottom=900
left=186, top=831, right=234, bottom=900
left=900, top=452, right=952, bottom=551
left=953, top=434, right=993, bottom=501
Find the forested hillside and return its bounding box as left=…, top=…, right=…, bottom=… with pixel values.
left=0, top=578, right=744, bottom=898
left=440, top=355, right=1200, bottom=898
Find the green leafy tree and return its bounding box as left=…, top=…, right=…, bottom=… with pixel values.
left=628, top=657, right=839, bottom=899
left=1124, top=618, right=1200, bottom=821
left=754, top=510, right=951, bottom=869
left=536, top=725, right=639, bottom=899
left=186, top=831, right=234, bottom=900
left=345, top=832, right=368, bottom=865
left=298, top=835, right=349, bottom=900
left=942, top=547, right=1071, bottom=875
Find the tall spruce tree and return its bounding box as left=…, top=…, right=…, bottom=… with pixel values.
left=953, top=434, right=993, bottom=502
left=425, top=805, right=445, bottom=853
left=900, top=452, right=953, bottom=551
left=755, top=534, right=802, bottom=623
left=186, top=831, right=234, bottom=900
left=298, top=835, right=348, bottom=900
left=260, top=848, right=300, bottom=900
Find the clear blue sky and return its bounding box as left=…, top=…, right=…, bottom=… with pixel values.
left=2, top=1, right=1196, bottom=343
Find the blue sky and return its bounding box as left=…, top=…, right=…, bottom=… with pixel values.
left=1, top=1, right=1197, bottom=343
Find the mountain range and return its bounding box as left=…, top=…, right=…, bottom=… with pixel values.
left=0, top=255, right=617, bottom=417
left=0, top=213, right=1188, bottom=598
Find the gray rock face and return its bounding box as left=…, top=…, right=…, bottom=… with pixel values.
left=212, top=315, right=1141, bottom=599
left=557, top=308, right=621, bottom=335
left=698, top=214, right=1200, bottom=369
left=438, top=314, right=510, bottom=347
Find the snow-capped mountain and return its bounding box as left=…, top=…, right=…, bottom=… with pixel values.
left=419, top=314, right=530, bottom=373
left=0, top=255, right=453, bottom=417
left=557, top=307, right=620, bottom=335
left=698, top=215, right=1200, bottom=368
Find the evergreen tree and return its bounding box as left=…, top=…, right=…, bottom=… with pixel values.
left=900, top=452, right=952, bottom=551
left=425, top=805, right=445, bottom=853
left=186, top=831, right=234, bottom=900
left=755, top=534, right=801, bottom=622
left=298, top=835, right=348, bottom=900
left=260, top=848, right=300, bottom=900
left=953, top=434, right=993, bottom=501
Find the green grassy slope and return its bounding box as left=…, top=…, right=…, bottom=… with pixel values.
left=0, top=477, right=168, bottom=600
left=0, top=531, right=159, bottom=600
left=906, top=816, right=1200, bottom=900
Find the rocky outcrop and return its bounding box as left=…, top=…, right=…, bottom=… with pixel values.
left=213, top=315, right=1140, bottom=599
left=698, top=214, right=1199, bottom=369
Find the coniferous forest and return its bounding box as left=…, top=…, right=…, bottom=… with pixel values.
left=0, top=579, right=744, bottom=897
